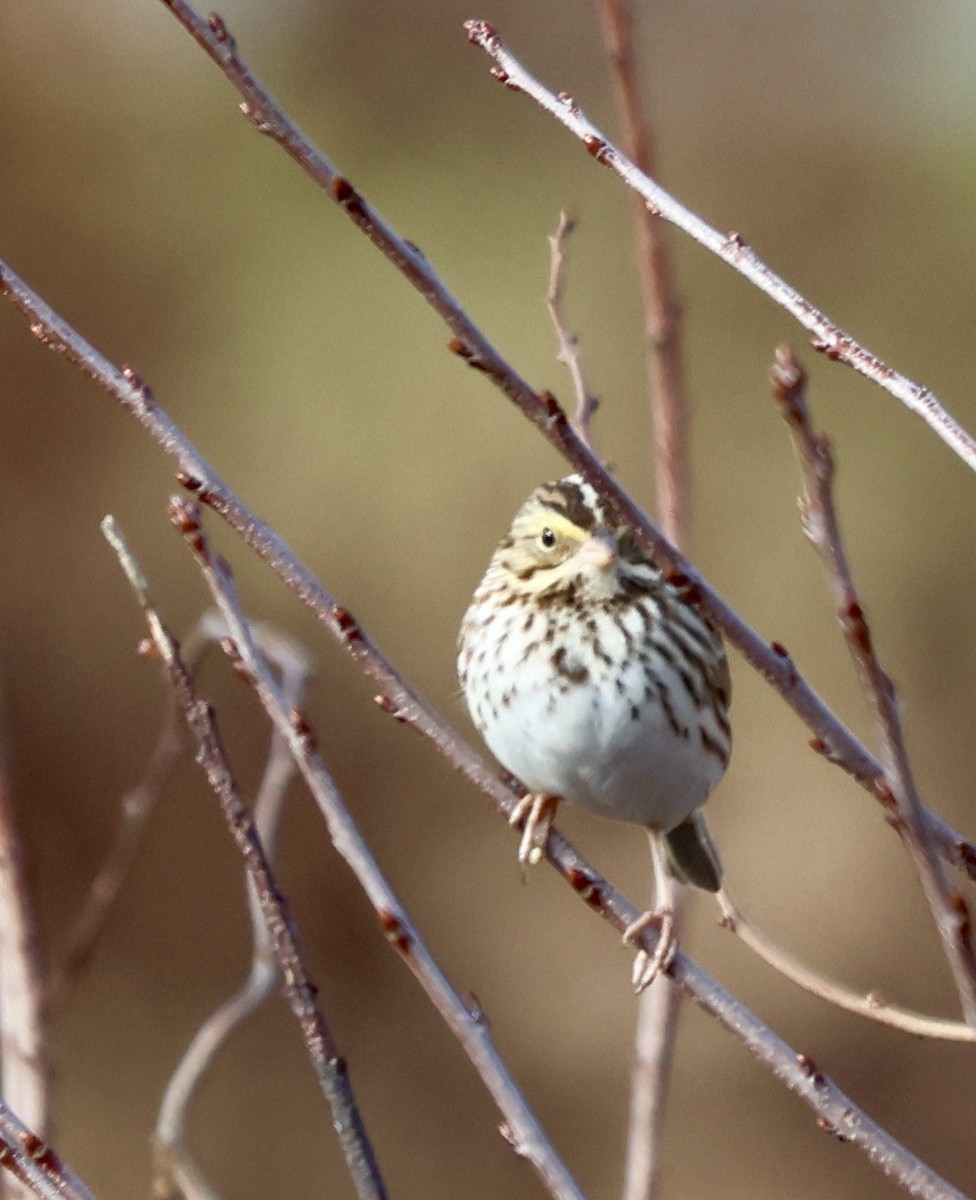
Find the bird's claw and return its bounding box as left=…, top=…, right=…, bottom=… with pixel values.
left=624, top=908, right=676, bottom=992
left=509, top=793, right=559, bottom=867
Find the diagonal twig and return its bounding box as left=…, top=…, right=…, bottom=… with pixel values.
left=463, top=19, right=976, bottom=477
left=770, top=346, right=976, bottom=1024
left=153, top=616, right=311, bottom=1200
left=102, top=518, right=389, bottom=1200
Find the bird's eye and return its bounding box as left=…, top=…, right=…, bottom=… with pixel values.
left=540, top=527, right=557, bottom=549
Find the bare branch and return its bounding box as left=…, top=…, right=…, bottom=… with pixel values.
left=596, top=0, right=690, bottom=547
left=622, top=970, right=681, bottom=1200
left=720, top=893, right=976, bottom=1043
left=101, top=518, right=389, bottom=1200
left=594, top=5, right=694, bottom=1195
left=770, top=346, right=976, bottom=1025
left=463, top=19, right=976, bottom=477
left=45, top=661, right=191, bottom=1007
left=546, top=210, right=599, bottom=449
left=154, top=617, right=310, bottom=1200
left=0, top=1106, right=97, bottom=1200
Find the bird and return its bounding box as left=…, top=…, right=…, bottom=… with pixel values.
left=457, top=473, right=731, bottom=989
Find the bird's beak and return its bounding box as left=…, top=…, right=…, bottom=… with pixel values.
left=574, top=532, right=617, bottom=571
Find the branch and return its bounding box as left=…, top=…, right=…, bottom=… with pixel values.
left=153, top=617, right=310, bottom=1200
left=594, top=4, right=694, bottom=1196
left=0, top=1107, right=96, bottom=1200
left=114, top=1, right=975, bottom=881
left=546, top=210, right=599, bottom=449
left=101, top=519, right=389, bottom=1200
left=720, top=893, right=976, bottom=1043
left=770, top=346, right=976, bottom=1025
left=463, top=19, right=976, bottom=477
left=596, top=0, right=690, bottom=547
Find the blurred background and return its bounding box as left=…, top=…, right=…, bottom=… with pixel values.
left=2, top=1, right=976, bottom=1197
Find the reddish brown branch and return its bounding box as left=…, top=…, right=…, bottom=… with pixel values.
left=771, top=346, right=976, bottom=1025
left=596, top=0, right=690, bottom=547
left=0, top=1106, right=96, bottom=1200
left=595, top=5, right=691, bottom=1197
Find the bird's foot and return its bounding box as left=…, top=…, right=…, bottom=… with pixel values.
left=508, top=793, right=560, bottom=867
left=624, top=907, right=677, bottom=993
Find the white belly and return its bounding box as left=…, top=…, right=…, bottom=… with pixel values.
left=460, top=597, right=727, bottom=831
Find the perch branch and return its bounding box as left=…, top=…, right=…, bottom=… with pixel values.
left=0, top=270, right=962, bottom=1200
left=101, top=518, right=389, bottom=1200
left=0, top=1106, right=96, bottom=1200
left=463, top=19, right=976, bottom=477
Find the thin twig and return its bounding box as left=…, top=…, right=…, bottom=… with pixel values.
left=101, top=518, right=389, bottom=1200
left=594, top=5, right=694, bottom=1196
left=546, top=210, right=598, bottom=449
left=163, top=498, right=590, bottom=1200
left=770, top=346, right=976, bottom=1025
left=0, top=740, right=48, bottom=1200
left=45, top=699, right=183, bottom=1008
left=463, top=19, right=976, bottom=477
left=0, top=1105, right=97, bottom=1200
left=720, top=893, right=976, bottom=1043
left=154, top=617, right=310, bottom=1200
left=80, top=1, right=974, bottom=880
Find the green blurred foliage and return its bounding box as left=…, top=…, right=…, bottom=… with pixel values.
left=1, top=2, right=975, bottom=1197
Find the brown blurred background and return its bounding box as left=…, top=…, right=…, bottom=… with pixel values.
left=2, top=1, right=976, bottom=1197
